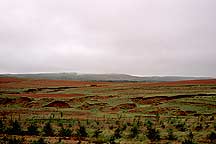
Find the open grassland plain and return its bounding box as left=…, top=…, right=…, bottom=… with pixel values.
left=0, top=77, right=216, bottom=144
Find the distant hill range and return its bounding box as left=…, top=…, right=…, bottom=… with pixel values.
left=0, top=73, right=213, bottom=82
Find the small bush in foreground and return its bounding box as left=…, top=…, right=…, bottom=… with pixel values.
left=167, top=128, right=177, bottom=140
left=207, top=131, right=216, bottom=143
left=146, top=127, right=160, bottom=142
left=43, top=122, right=54, bottom=136
left=145, top=120, right=160, bottom=141
left=129, top=124, right=139, bottom=138
left=27, top=123, right=39, bottom=135
left=0, top=120, right=5, bottom=133
left=113, top=127, right=122, bottom=139
left=182, top=131, right=195, bottom=144
left=77, top=125, right=88, bottom=137
left=59, top=126, right=72, bottom=137
left=93, top=128, right=102, bottom=138
left=7, top=120, right=23, bottom=135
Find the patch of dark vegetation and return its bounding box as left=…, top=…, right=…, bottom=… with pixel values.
left=0, top=97, right=32, bottom=106
left=24, top=86, right=79, bottom=93
left=0, top=97, right=14, bottom=105
left=131, top=93, right=216, bottom=105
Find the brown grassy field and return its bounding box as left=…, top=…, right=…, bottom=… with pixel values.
left=0, top=77, right=216, bottom=143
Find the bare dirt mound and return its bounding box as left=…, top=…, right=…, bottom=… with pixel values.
left=45, top=101, right=71, bottom=108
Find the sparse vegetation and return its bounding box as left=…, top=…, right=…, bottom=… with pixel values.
left=0, top=77, right=216, bottom=143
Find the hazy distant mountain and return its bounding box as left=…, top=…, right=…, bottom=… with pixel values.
left=0, top=73, right=213, bottom=82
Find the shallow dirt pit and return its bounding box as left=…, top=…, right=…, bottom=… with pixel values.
left=15, top=97, right=32, bottom=103
left=116, top=103, right=137, bottom=109
left=45, top=101, right=71, bottom=108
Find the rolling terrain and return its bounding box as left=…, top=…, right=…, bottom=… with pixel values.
left=0, top=77, right=216, bottom=143
left=0, top=73, right=212, bottom=82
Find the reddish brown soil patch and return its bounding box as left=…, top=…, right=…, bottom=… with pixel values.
left=9, top=93, right=84, bottom=98
left=15, top=97, right=32, bottom=103
left=109, top=107, right=120, bottom=113
left=0, top=77, right=109, bottom=89
left=0, top=77, right=23, bottom=84
left=45, top=101, right=71, bottom=108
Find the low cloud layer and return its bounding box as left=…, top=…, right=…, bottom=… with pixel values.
left=0, top=0, right=216, bottom=76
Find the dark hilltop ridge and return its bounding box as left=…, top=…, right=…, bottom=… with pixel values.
left=0, top=72, right=213, bottom=82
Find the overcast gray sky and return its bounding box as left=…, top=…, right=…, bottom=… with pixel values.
left=0, top=0, right=216, bottom=76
